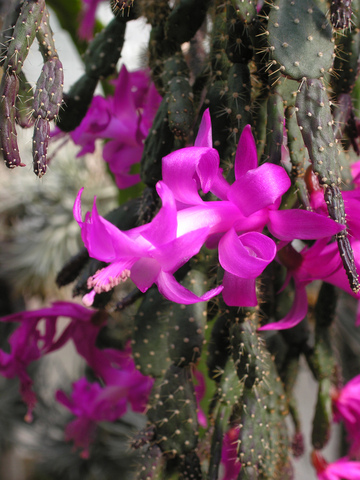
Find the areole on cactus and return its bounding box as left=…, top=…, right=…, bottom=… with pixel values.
left=1, top=0, right=360, bottom=479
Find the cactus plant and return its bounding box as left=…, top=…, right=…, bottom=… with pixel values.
left=3, top=0, right=360, bottom=479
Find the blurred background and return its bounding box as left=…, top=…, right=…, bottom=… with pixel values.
left=0, top=2, right=357, bottom=479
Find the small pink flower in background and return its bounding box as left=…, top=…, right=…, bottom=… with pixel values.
left=332, top=375, right=360, bottom=455
left=71, top=65, right=161, bottom=189
left=221, top=426, right=241, bottom=480
left=192, top=368, right=207, bottom=428
left=312, top=451, right=360, bottom=480
left=0, top=302, right=154, bottom=456
left=0, top=302, right=98, bottom=421
left=56, top=378, right=128, bottom=458
left=78, top=0, right=104, bottom=40
left=56, top=343, right=153, bottom=458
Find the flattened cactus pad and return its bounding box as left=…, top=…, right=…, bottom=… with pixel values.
left=268, top=0, right=334, bottom=80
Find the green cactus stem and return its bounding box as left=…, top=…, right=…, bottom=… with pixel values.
left=0, top=72, right=24, bottom=168
left=148, top=365, right=199, bottom=456
left=3, top=0, right=45, bottom=75
left=57, top=15, right=129, bottom=132
left=164, top=0, right=211, bottom=46
left=15, top=71, right=35, bottom=128
left=267, top=0, right=334, bottom=81
left=296, top=77, right=360, bottom=293
left=304, top=282, right=338, bottom=449
left=132, top=286, right=172, bottom=378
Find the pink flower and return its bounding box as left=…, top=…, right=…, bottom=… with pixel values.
left=78, top=0, right=104, bottom=40
left=332, top=375, right=360, bottom=455
left=161, top=110, right=344, bottom=308
left=221, top=426, right=241, bottom=480
left=74, top=110, right=343, bottom=310
left=56, top=343, right=153, bottom=458
left=74, top=182, right=223, bottom=306
left=71, top=66, right=161, bottom=188
left=312, top=451, right=360, bottom=480
left=56, top=378, right=128, bottom=458
left=0, top=302, right=99, bottom=421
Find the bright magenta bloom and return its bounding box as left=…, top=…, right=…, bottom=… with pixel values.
left=74, top=182, right=223, bottom=306
left=74, top=110, right=343, bottom=310
left=161, top=110, right=344, bottom=308
left=0, top=302, right=98, bottom=421
left=56, top=343, right=153, bottom=458
left=70, top=65, right=161, bottom=188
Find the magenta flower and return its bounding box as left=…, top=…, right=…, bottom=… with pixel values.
left=332, top=375, right=360, bottom=454
left=259, top=239, right=360, bottom=331
left=161, top=110, right=344, bottom=307
left=312, top=451, right=360, bottom=480
left=74, top=109, right=343, bottom=310
left=220, top=426, right=241, bottom=480
left=74, top=182, right=223, bottom=306
left=70, top=65, right=161, bottom=188
left=56, top=343, right=153, bottom=458
left=56, top=378, right=128, bottom=458
left=78, top=0, right=103, bottom=40
left=0, top=302, right=99, bottom=421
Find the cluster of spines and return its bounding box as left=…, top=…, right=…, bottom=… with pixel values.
left=330, top=0, right=353, bottom=30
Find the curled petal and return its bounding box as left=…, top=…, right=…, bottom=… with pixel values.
left=259, top=282, right=308, bottom=331
left=162, top=146, right=220, bottom=205
left=219, top=229, right=276, bottom=279
left=156, top=270, right=223, bottom=304
left=228, top=163, right=290, bottom=216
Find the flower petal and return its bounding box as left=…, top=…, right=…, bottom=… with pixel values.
left=140, top=182, right=177, bottom=246
left=259, top=282, right=308, bottom=330
left=162, top=146, right=220, bottom=204
left=228, top=163, right=290, bottom=216
left=194, top=109, right=213, bottom=148
left=74, top=189, right=147, bottom=262
left=234, top=124, right=259, bottom=179
left=219, top=229, right=276, bottom=279
left=152, top=227, right=210, bottom=272
left=222, top=272, right=258, bottom=306
left=268, top=209, right=345, bottom=241
left=156, top=270, right=223, bottom=304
